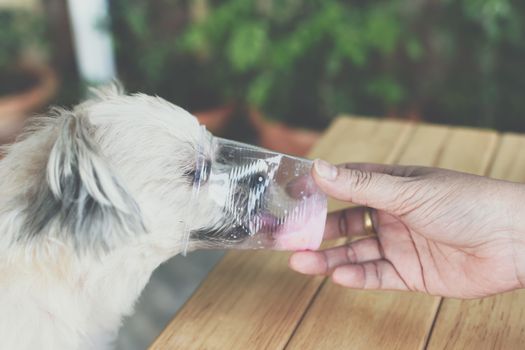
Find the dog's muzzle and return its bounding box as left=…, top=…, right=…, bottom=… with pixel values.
left=183, top=128, right=327, bottom=253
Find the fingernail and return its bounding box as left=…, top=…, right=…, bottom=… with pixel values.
left=314, top=159, right=338, bottom=181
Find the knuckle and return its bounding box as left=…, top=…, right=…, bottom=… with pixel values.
left=338, top=211, right=349, bottom=237
left=390, top=185, right=417, bottom=214
left=346, top=244, right=357, bottom=263
left=359, top=265, right=367, bottom=289
left=391, top=176, right=455, bottom=218
left=347, top=169, right=374, bottom=190
left=389, top=178, right=423, bottom=215
left=375, top=262, right=383, bottom=289
left=364, top=262, right=382, bottom=290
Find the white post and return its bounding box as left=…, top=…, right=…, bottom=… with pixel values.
left=66, top=0, right=116, bottom=84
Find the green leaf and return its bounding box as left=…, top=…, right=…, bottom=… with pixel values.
left=0, top=10, right=48, bottom=70
left=248, top=73, right=273, bottom=106
left=365, top=9, right=401, bottom=54
left=405, top=37, right=423, bottom=61
left=125, top=4, right=150, bottom=39
left=226, top=22, right=268, bottom=72
left=365, top=77, right=405, bottom=105
left=179, top=27, right=209, bottom=53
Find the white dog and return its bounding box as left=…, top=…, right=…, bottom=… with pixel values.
left=0, top=86, right=260, bottom=349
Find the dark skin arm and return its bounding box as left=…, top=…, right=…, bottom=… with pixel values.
left=289, top=160, right=525, bottom=298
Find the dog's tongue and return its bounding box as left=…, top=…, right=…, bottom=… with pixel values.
left=256, top=198, right=327, bottom=251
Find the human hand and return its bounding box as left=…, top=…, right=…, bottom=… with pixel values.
left=289, top=160, right=525, bottom=298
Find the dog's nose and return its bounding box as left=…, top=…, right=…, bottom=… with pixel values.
left=185, top=131, right=327, bottom=252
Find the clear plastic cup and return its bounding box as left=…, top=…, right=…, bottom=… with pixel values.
left=183, top=128, right=327, bottom=253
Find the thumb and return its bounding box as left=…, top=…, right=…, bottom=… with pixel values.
left=312, top=159, right=405, bottom=212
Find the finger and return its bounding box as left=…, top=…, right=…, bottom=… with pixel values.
left=342, top=163, right=429, bottom=178
left=324, top=206, right=379, bottom=240
left=342, top=163, right=402, bottom=175
left=332, top=260, right=409, bottom=291
left=312, top=159, right=406, bottom=212
left=289, top=238, right=382, bottom=275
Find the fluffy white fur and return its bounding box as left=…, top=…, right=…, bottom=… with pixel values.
left=0, top=86, right=210, bottom=349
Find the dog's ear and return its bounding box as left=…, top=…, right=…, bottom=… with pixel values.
left=25, top=109, right=144, bottom=252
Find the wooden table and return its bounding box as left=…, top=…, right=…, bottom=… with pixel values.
left=150, top=116, right=525, bottom=349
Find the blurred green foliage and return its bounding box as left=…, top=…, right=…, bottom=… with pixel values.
left=111, top=0, right=525, bottom=131
left=110, top=0, right=226, bottom=111
left=0, top=9, right=47, bottom=72
left=0, top=8, right=48, bottom=97
left=178, top=0, right=412, bottom=128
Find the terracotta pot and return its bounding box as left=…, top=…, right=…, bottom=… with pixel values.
left=248, top=107, right=321, bottom=157
left=0, top=64, right=58, bottom=144
left=386, top=105, right=422, bottom=122
left=193, top=103, right=235, bottom=135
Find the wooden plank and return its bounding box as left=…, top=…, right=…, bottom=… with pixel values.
left=427, top=133, right=525, bottom=350
left=308, top=117, right=363, bottom=159
left=149, top=251, right=324, bottom=350
left=321, top=118, right=414, bottom=212
left=392, top=124, right=450, bottom=166
left=489, top=133, right=525, bottom=182
left=432, top=128, right=499, bottom=173
left=310, top=116, right=413, bottom=163
left=149, top=117, right=415, bottom=350
left=286, top=125, right=499, bottom=350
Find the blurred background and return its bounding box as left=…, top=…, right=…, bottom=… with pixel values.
left=1, top=0, right=525, bottom=348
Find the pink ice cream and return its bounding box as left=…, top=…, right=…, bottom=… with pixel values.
left=271, top=196, right=327, bottom=251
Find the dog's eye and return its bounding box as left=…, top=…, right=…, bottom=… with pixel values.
left=248, top=172, right=268, bottom=188
left=185, top=160, right=211, bottom=185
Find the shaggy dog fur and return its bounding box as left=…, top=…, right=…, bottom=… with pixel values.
left=0, top=86, right=219, bottom=349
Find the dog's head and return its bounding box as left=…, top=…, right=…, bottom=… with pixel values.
left=5, top=86, right=298, bottom=259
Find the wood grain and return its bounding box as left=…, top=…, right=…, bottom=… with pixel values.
left=312, top=117, right=414, bottom=212
left=149, top=251, right=324, bottom=350
left=149, top=117, right=414, bottom=349
left=286, top=124, right=499, bottom=350
left=150, top=118, right=508, bottom=350
left=427, top=133, right=525, bottom=350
